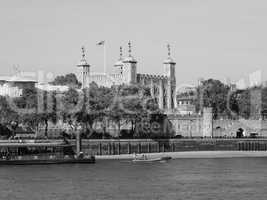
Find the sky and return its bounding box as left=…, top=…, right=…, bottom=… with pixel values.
left=0, top=0, right=267, bottom=87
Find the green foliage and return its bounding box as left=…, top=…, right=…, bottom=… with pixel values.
left=110, top=84, right=160, bottom=137
left=0, top=81, right=165, bottom=138
left=3, top=74, right=267, bottom=138
left=196, top=79, right=230, bottom=119
left=0, top=96, right=19, bottom=126
left=0, top=124, right=12, bottom=138
left=230, top=87, right=266, bottom=119
left=195, top=79, right=267, bottom=120
left=16, top=89, right=59, bottom=137
left=50, top=73, right=81, bottom=88
left=58, top=83, right=162, bottom=138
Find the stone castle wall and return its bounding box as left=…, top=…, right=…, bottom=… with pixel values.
left=213, top=119, right=267, bottom=137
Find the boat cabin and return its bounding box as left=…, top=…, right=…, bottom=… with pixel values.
left=0, top=142, right=75, bottom=160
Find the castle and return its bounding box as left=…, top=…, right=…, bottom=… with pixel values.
left=74, top=42, right=216, bottom=137
left=75, top=43, right=267, bottom=138
left=77, top=42, right=177, bottom=112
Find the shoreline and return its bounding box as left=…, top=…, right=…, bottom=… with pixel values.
left=95, top=151, right=267, bottom=160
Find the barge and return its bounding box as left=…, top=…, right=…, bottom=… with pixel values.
left=0, top=140, right=95, bottom=165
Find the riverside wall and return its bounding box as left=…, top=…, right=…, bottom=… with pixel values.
left=1, top=138, right=267, bottom=155
left=76, top=139, right=267, bottom=155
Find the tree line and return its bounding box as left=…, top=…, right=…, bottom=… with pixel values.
left=195, top=79, right=267, bottom=120
left=0, top=78, right=173, bottom=139
left=1, top=74, right=266, bottom=138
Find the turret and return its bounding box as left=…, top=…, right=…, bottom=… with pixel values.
left=163, top=44, right=176, bottom=110
left=164, top=44, right=176, bottom=82
left=122, top=41, right=137, bottom=84
left=114, top=46, right=124, bottom=75
left=77, top=46, right=90, bottom=89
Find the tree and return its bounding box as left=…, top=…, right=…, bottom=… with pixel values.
left=88, top=83, right=114, bottom=137
left=0, top=96, right=19, bottom=127
left=0, top=124, right=12, bottom=138
left=37, top=91, right=58, bottom=137
left=227, top=85, right=267, bottom=120
left=50, top=73, right=81, bottom=88
left=15, top=88, right=56, bottom=138
left=109, top=84, right=160, bottom=138
left=196, top=79, right=230, bottom=119
left=61, top=88, right=82, bottom=133
left=262, top=86, right=267, bottom=119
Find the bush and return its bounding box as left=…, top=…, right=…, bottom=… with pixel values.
left=0, top=124, right=12, bottom=138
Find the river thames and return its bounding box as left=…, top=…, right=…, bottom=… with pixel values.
left=1, top=157, right=267, bottom=200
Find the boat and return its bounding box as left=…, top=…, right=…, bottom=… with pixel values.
left=0, top=140, right=95, bottom=165
left=132, top=155, right=172, bottom=162
left=0, top=157, right=95, bottom=165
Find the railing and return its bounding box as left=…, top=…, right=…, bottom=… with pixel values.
left=0, top=154, right=70, bottom=161
left=238, top=142, right=267, bottom=151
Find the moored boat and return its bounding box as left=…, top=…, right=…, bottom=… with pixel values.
left=132, top=154, right=172, bottom=162
left=0, top=157, right=95, bottom=165
left=0, top=140, right=95, bottom=165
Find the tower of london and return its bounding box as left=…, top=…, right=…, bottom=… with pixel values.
left=77, top=42, right=177, bottom=112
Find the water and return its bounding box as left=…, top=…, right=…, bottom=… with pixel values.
left=1, top=158, right=267, bottom=200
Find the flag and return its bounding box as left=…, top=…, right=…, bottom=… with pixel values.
left=96, top=40, right=105, bottom=45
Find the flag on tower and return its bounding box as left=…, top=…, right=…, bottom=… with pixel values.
left=96, top=40, right=105, bottom=45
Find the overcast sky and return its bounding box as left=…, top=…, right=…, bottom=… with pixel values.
left=0, top=0, right=267, bottom=86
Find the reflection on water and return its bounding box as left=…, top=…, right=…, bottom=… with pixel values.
left=1, top=158, right=267, bottom=200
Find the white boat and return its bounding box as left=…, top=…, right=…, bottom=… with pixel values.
left=132, top=155, right=172, bottom=162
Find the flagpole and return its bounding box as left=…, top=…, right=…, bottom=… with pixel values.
left=97, top=40, right=106, bottom=73
left=104, top=41, right=106, bottom=74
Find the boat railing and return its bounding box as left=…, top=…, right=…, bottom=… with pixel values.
left=0, top=153, right=94, bottom=161
left=0, top=154, right=75, bottom=161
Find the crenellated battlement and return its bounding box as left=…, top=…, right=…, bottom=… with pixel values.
left=137, top=73, right=168, bottom=81
left=88, top=73, right=125, bottom=87
left=109, top=73, right=124, bottom=80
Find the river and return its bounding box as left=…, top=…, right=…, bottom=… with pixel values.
left=0, top=157, right=267, bottom=200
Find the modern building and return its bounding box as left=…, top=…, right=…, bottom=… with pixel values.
left=0, top=75, right=37, bottom=97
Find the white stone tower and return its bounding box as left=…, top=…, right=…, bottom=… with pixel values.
left=163, top=44, right=176, bottom=110
left=122, top=41, right=137, bottom=84
left=114, top=46, right=124, bottom=75
left=77, top=46, right=90, bottom=89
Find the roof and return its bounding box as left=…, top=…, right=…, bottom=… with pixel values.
left=77, top=58, right=90, bottom=67
left=163, top=57, right=176, bottom=64
left=36, top=83, right=69, bottom=92
left=7, top=76, right=37, bottom=83
left=123, top=56, right=137, bottom=63
left=114, top=59, right=124, bottom=67
left=0, top=76, right=10, bottom=81
left=0, top=142, right=69, bottom=148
